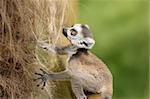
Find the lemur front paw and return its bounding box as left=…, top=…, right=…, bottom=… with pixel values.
left=34, top=69, right=49, bottom=89
left=37, top=41, right=50, bottom=50
left=37, top=41, right=56, bottom=53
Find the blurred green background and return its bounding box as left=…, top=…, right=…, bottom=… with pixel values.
left=78, top=0, right=148, bottom=99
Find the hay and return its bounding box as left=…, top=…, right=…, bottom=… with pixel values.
left=0, top=0, right=76, bottom=98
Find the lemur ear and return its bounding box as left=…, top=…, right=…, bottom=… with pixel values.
left=83, top=37, right=95, bottom=49
left=85, top=24, right=90, bottom=29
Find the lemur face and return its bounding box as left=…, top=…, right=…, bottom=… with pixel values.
left=62, top=24, right=95, bottom=49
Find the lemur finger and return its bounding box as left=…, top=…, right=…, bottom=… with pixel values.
left=43, top=81, right=46, bottom=87
left=40, top=68, right=48, bottom=74
left=35, top=73, right=43, bottom=76
left=41, top=81, right=46, bottom=90
left=33, top=76, right=43, bottom=81
left=37, top=80, right=44, bottom=87
left=37, top=42, right=49, bottom=50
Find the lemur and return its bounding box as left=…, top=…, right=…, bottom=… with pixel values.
left=34, top=24, right=113, bottom=99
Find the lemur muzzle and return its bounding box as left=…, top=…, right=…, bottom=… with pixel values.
left=63, top=28, right=68, bottom=37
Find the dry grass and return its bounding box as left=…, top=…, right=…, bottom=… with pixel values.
left=0, top=0, right=76, bottom=98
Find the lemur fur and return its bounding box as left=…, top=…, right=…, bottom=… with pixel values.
left=34, top=24, right=113, bottom=99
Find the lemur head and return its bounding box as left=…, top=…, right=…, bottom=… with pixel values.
left=62, top=24, right=95, bottom=49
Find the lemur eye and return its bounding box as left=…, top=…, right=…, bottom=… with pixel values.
left=70, top=29, right=77, bottom=36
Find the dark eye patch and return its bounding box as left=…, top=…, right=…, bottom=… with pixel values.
left=70, top=29, right=77, bottom=36
left=71, top=29, right=76, bottom=32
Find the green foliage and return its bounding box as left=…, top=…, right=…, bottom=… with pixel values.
left=78, top=0, right=148, bottom=99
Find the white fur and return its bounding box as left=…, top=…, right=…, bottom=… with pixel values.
left=70, top=37, right=95, bottom=49
left=73, top=24, right=82, bottom=33
left=83, top=37, right=95, bottom=49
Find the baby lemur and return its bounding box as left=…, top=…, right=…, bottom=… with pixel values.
left=34, top=24, right=113, bottom=99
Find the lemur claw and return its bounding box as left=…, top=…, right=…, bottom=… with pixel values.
left=34, top=69, right=49, bottom=89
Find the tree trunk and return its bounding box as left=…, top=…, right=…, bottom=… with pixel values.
left=0, top=0, right=101, bottom=98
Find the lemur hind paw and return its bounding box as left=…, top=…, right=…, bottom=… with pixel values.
left=34, top=68, right=49, bottom=90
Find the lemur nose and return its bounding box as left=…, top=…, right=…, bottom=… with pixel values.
left=63, top=28, right=68, bottom=37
